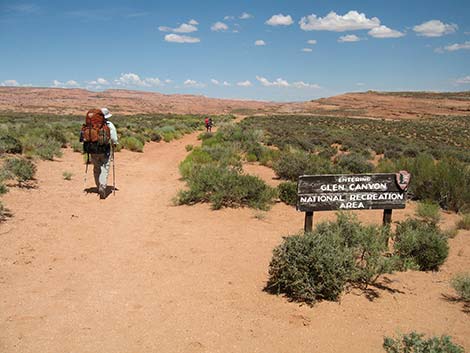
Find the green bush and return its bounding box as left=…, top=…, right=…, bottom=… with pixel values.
left=0, top=135, right=22, bottom=154
left=267, top=213, right=394, bottom=304
left=273, top=149, right=338, bottom=181
left=1, top=157, right=37, bottom=184
left=336, top=153, right=373, bottom=173
left=120, top=136, right=144, bottom=152
left=22, top=136, right=62, bottom=160
left=62, top=171, right=73, bottom=180
left=457, top=213, right=470, bottom=230
left=246, top=153, right=257, bottom=162
left=71, top=141, right=82, bottom=153
left=416, top=201, right=441, bottom=224
left=383, top=332, right=464, bottom=353
left=278, top=181, right=297, bottom=206
left=0, top=181, right=8, bottom=195
left=176, top=164, right=276, bottom=210
left=185, top=144, right=193, bottom=152
left=451, top=273, right=470, bottom=301
left=394, top=219, right=449, bottom=271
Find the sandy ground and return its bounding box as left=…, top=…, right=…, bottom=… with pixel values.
left=0, top=131, right=469, bottom=353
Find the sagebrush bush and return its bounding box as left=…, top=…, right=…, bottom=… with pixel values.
left=394, top=219, right=449, bottom=271
left=457, top=213, right=470, bottom=230
left=451, top=273, right=470, bottom=301
left=0, top=135, right=22, bottom=154
left=177, top=164, right=276, bottom=210
left=22, top=136, right=62, bottom=160
left=278, top=181, right=297, bottom=206
left=267, top=213, right=395, bottom=304
left=273, top=149, right=338, bottom=181
left=383, top=332, right=464, bottom=353
left=335, top=153, right=373, bottom=173
left=71, top=141, right=82, bottom=153
left=62, top=171, right=73, bottom=180
left=1, top=157, right=37, bottom=184
left=120, top=136, right=144, bottom=152
left=416, top=200, right=441, bottom=224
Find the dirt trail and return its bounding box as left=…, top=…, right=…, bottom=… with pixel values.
left=0, top=131, right=469, bottom=353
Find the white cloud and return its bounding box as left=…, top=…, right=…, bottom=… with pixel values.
left=302, top=48, right=313, bottom=52
left=184, top=79, right=205, bottom=88
left=159, top=21, right=198, bottom=33
left=338, top=34, right=361, bottom=42
left=266, top=14, right=293, bottom=26
left=211, top=79, right=220, bottom=85
left=443, top=41, right=470, bottom=51
left=53, top=79, right=80, bottom=87
left=291, top=81, right=321, bottom=89
left=237, top=80, right=252, bottom=87
left=413, top=20, right=457, bottom=37
left=95, top=78, right=109, bottom=85
left=211, top=21, right=229, bottom=32
left=224, top=15, right=234, bottom=20
left=164, top=79, right=172, bottom=84
left=223, top=81, right=231, bottom=86
left=255, top=40, right=266, bottom=46
left=368, top=25, right=405, bottom=38
left=456, top=76, right=470, bottom=84
left=356, top=82, right=365, bottom=86
left=164, top=34, right=200, bottom=43
left=307, top=39, right=317, bottom=45
left=114, top=73, right=163, bottom=87
left=0, top=79, right=19, bottom=86
left=299, top=11, right=380, bottom=32
left=240, top=12, right=253, bottom=20
left=256, top=76, right=320, bottom=89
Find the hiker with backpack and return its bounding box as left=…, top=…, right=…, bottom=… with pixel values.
left=80, top=108, right=118, bottom=199
left=204, top=116, right=213, bottom=132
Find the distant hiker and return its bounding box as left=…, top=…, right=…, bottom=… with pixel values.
left=80, top=107, right=118, bottom=199
left=205, top=116, right=213, bottom=132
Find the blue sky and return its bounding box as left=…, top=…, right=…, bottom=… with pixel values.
left=0, top=0, right=469, bottom=101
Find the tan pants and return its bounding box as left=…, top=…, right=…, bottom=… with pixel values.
left=90, top=153, right=112, bottom=189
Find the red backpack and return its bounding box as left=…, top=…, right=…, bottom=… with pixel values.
left=81, top=109, right=111, bottom=153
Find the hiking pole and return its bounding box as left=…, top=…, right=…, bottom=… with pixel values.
left=112, top=145, right=116, bottom=196
left=83, top=152, right=89, bottom=192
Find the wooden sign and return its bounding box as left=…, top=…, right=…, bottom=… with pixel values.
left=298, top=172, right=410, bottom=231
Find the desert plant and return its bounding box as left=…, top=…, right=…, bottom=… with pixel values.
left=416, top=201, right=441, bottom=224
left=383, top=332, right=464, bottom=353
left=1, top=157, right=36, bottom=184
left=63, top=171, right=73, bottom=180
left=185, top=144, right=193, bottom=152
left=457, top=213, right=470, bottom=230
left=176, top=164, right=276, bottom=210
left=278, top=181, right=297, bottom=206
left=451, top=273, right=470, bottom=301
left=71, top=141, right=83, bottom=153
left=394, top=219, right=449, bottom=271
left=336, top=153, right=374, bottom=174
left=120, top=136, right=144, bottom=152
left=267, top=213, right=395, bottom=304
left=0, top=135, right=22, bottom=154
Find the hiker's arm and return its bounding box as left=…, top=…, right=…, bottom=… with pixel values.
left=108, top=122, right=119, bottom=145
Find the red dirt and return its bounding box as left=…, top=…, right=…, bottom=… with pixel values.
left=1, top=87, right=470, bottom=119
left=0, top=131, right=469, bottom=353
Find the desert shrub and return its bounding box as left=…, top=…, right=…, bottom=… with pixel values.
left=273, top=150, right=338, bottom=181
left=44, top=129, right=68, bottom=147
left=246, top=153, right=257, bottom=162
left=176, top=164, right=276, bottom=210
left=62, top=171, right=73, bottom=180
left=383, top=332, right=464, bottom=353
left=22, top=136, right=62, bottom=160
left=1, top=157, right=36, bottom=184
left=179, top=148, right=214, bottom=179
left=185, top=144, right=193, bottom=152
left=318, top=146, right=337, bottom=159
left=336, top=153, right=374, bottom=173
left=0, top=181, right=8, bottom=195
left=258, top=148, right=280, bottom=168
left=451, top=273, right=470, bottom=301
left=457, top=213, right=470, bottom=230
left=267, top=213, right=394, bottom=304
left=416, top=201, right=441, bottom=224
left=0, top=135, right=22, bottom=154
left=120, top=136, right=144, bottom=152
left=394, top=219, right=449, bottom=271
left=267, top=231, right=355, bottom=304
left=149, top=131, right=162, bottom=142
left=71, top=141, right=82, bottom=153
left=278, top=181, right=297, bottom=206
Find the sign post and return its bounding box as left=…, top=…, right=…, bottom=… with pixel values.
left=298, top=171, right=410, bottom=231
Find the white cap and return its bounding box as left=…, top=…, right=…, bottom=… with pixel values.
left=101, top=107, right=112, bottom=119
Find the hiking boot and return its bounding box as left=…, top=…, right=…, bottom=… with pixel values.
left=98, top=185, right=106, bottom=199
